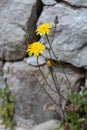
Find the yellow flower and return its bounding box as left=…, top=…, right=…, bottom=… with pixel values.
left=46, top=60, right=52, bottom=67
left=26, top=41, right=45, bottom=57
left=36, top=23, right=52, bottom=35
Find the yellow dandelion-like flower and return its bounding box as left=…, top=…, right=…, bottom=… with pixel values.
left=36, top=23, right=52, bottom=36
left=26, top=41, right=45, bottom=57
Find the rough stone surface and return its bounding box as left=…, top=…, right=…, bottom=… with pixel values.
left=38, top=3, right=87, bottom=68
left=14, top=115, right=35, bottom=129
left=3, top=61, right=84, bottom=125
left=0, top=0, right=36, bottom=61
left=45, top=64, right=84, bottom=112
left=0, top=0, right=87, bottom=128
left=3, top=61, right=53, bottom=124
left=0, top=61, right=3, bottom=72
left=62, top=0, right=87, bottom=7
left=0, top=76, right=5, bottom=89
left=15, top=128, right=29, bottom=130
left=24, top=56, right=46, bottom=66
left=0, top=61, right=5, bottom=89
left=85, top=78, right=87, bottom=88
left=41, top=0, right=57, bottom=5
left=33, top=120, right=59, bottom=130
left=0, top=120, right=59, bottom=130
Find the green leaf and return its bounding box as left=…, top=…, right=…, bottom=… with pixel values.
left=0, top=86, right=15, bottom=129
left=84, top=105, right=87, bottom=114
left=8, top=103, right=14, bottom=116
left=77, top=118, right=86, bottom=123
left=68, top=93, right=80, bottom=104
left=82, top=88, right=87, bottom=96
left=4, top=87, right=10, bottom=94
left=2, top=101, right=8, bottom=108
left=80, top=97, right=87, bottom=105
left=3, top=117, right=11, bottom=128
left=65, top=111, right=79, bottom=123
left=3, top=117, right=15, bottom=129
left=54, top=123, right=64, bottom=130
left=69, top=123, right=81, bottom=130
left=0, top=89, right=5, bottom=98
left=0, top=107, right=8, bottom=117
left=9, top=96, right=15, bottom=102
left=0, top=107, right=4, bottom=116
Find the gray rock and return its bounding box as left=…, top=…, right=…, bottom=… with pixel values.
left=25, top=56, right=46, bottom=66
left=14, top=115, right=35, bottom=129
left=15, top=128, right=29, bottom=130
left=0, top=61, right=3, bottom=73
left=45, top=65, right=84, bottom=112
left=0, top=120, right=60, bottom=130
left=0, top=125, right=5, bottom=130
left=0, top=61, right=5, bottom=89
left=0, top=76, right=5, bottom=89
left=0, top=125, right=30, bottom=130
left=38, top=3, right=87, bottom=68
left=0, top=0, right=36, bottom=61
left=3, top=61, right=53, bottom=124
left=62, top=0, right=87, bottom=7
left=3, top=60, right=84, bottom=124
left=41, top=0, right=57, bottom=5
left=85, top=78, right=87, bottom=88
left=33, top=120, right=59, bottom=130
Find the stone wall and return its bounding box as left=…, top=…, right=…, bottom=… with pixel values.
left=0, top=0, right=87, bottom=129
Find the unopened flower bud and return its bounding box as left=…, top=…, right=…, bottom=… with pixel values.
left=54, top=16, right=58, bottom=25
left=46, top=60, right=52, bottom=67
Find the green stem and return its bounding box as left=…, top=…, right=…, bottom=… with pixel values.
left=33, top=71, right=59, bottom=107
left=36, top=57, right=65, bottom=121
left=37, top=57, right=58, bottom=94
left=51, top=23, right=57, bottom=44
left=57, top=62, right=71, bottom=90
left=45, top=34, right=71, bottom=90
left=50, top=66, right=67, bottom=101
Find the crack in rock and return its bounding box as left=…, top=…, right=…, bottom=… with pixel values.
left=55, top=0, right=87, bottom=8
left=27, top=0, right=43, bottom=43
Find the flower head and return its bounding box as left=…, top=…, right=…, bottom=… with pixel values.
left=36, top=23, right=52, bottom=36
left=26, top=41, right=45, bottom=57
left=46, top=60, right=52, bottom=67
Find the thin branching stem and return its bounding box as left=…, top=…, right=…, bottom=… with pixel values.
left=45, top=34, right=72, bottom=90
left=51, top=23, right=57, bottom=44
left=33, top=70, right=65, bottom=122
left=50, top=66, right=67, bottom=101
left=37, top=57, right=58, bottom=94
left=32, top=69, right=59, bottom=107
